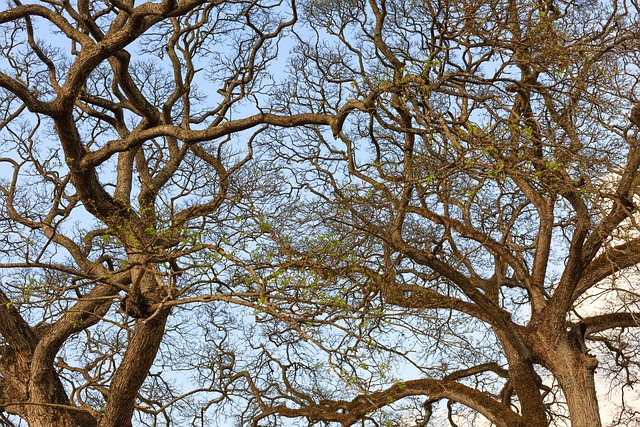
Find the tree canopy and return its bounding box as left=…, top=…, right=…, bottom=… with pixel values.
left=1, top=0, right=640, bottom=426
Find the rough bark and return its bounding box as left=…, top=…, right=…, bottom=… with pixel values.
left=557, top=358, right=601, bottom=427
left=98, top=309, right=170, bottom=427
left=532, top=329, right=602, bottom=427
left=0, top=290, right=91, bottom=427
left=546, top=340, right=601, bottom=427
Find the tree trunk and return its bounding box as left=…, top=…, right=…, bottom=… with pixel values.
left=1, top=351, right=90, bottom=427
left=99, top=309, right=170, bottom=427
left=535, top=332, right=602, bottom=427
left=553, top=351, right=601, bottom=427
left=24, top=405, right=79, bottom=427
left=494, top=329, right=548, bottom=427
left=0, top=291, right=79, bottom=426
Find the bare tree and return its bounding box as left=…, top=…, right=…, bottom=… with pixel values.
left=245, top=0, right=640, bottom=426
left=0, top=1, right=330, bottom=426
left=1, top=0, right=640, bottom=427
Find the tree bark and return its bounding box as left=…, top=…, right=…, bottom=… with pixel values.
left=22, top=403, right=79, bottom=427
left=533, top=331, right=602, bottom=427
left=0, top=289, right=94, bottom=426
left=98, top=309, right=170, bottom=427
left=494, top=330, right=548, bottom=427
left=553, top=351, right=601, bottom=427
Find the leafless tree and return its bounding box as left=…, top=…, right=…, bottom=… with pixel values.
left=246, top=0, right=640, bottom=426
left=0, top=1, right=330, bottom=426
left=1, top=0, right=640, bottom=427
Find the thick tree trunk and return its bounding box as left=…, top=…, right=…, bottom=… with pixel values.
left=553, top=351, right=601, bottom=427
left=1, top=343, right=90, bottom=427
left=99, top=309, right=170, bottom=427
left=0, top=290, right=79, bottom=426
left=24, top=405, right=79, bottom=427
left=533, top=330, right=602, bottom=427
left=506, top=359, right=548, bottom=427
left=494, top=330, right=548, bottom=427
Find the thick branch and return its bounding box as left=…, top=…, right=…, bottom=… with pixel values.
left=82, top=112, right=333, bottom=169
left=575, top=237, right=640, bottom=298
left=98, top=310, right=170, bottom=427
left=262, top=377, right=527, bottom=427
left=584, top=312, right=640, bottom=334
left=0, top=288, right=38, bottom=356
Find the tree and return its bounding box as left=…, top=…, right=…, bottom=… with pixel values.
left=0, top=1, right=329, bottom=426
left=247, top=0, right=640, bottom=426
left=0, top=1, right=639, bottom=427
